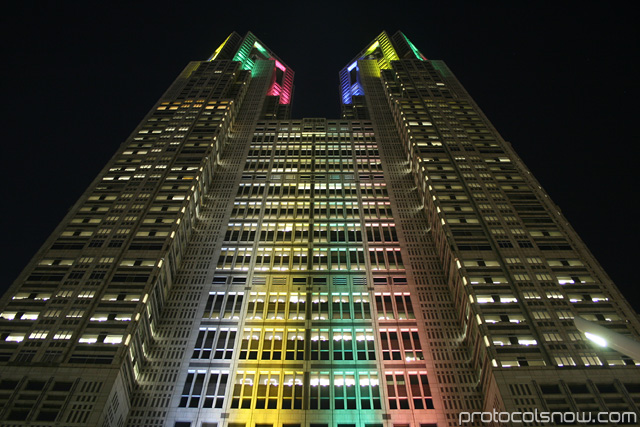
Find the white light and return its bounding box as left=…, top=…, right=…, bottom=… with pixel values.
left=585, top=332, right=607, bottom=347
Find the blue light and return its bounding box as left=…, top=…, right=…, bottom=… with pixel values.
left=351, top=83, right=364, bottom=97
left=342, top=91, right=352, bottom=105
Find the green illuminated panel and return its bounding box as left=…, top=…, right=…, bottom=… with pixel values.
left=403, top=33, right=425, bottom=60
left=232, top=37, right=273, bottom=76
left=253, top=41, right=270, bottom=58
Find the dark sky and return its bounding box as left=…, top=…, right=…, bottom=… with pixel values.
left=1, top=3, right=638, bottom=311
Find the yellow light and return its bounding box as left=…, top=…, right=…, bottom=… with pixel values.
left=208, top=34, right=232, bottom=61
left=364, top=41, right=380, bottom=56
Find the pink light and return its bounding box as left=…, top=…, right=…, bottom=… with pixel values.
left=274, top=60, right=286, bottom=72
left=268, top=83, right=282, bottom=97
left=279, top=82, right=291, bottom=104
left=266, top=58, right=291, bottom=104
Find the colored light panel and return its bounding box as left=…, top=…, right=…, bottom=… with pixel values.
left=228, top=36, right=292, bottom=104
left=274, top=59, right=286, bottom=72
left=403, top=33, right=426, bottom=61
left=208, top=33, right=232, bottom=62
left=341, top=33, right=400, bottom=104
left=267, top=82, right=282, bottom=97
left=364, top=41, right=380, bottom=57
left=253, top=41, right=270, bottom=58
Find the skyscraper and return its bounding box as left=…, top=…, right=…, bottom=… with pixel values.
left=0, top=30, right=638, bottom=427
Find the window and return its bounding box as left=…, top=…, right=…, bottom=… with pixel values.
left=285, top=329, right=305, bottom=360
left=281, top=372, right=304, bottom=409
left=369, top=248, right=404, bottom=270
left=179, top=371, right=205, bottom=408
left=192, top=328, right=236, bottom=360
left=217, top=248, right=252, bottom=270
left=353, top=293, right=371, bottom=319
left=310, top=329, right=330, bottom=360
left=333, top=372, right=356, bottom=409
left=309, top=328, right=376, bottom=361
left=333, top=329, right=354, bottom=361
left=309, top=372, right=331, bottom=409
left=309, top=371, right=380, bottom=410
left=245, top=292, right=306, bottom=320
left=365, top=223, right=398, bottom=242
left=286, top=294, right=306, bottom=320
left=332, top=294, right=351, bottom=319
left=358, top=371, right=381, bottom=410
left=375, top=293, right=415, bottom=319
left=311, top=293, right=329, bottom=320
left=255, top=371, right=279, bottom=409
left=203, top=292, right=243, bottom=319
left=53, top=331, right=73, bottom=340
left=355, top=329, right=376, bottom=360
left=380, top=329, right=423, bottom=361
left=310, top=292, right=370, bottom=320
left=228, top=370, right=301, bottom=410
left=554, top=355, right=576, bottom=367
left=386, top=371, right=433, bottom=410
left=230, top=371, right=255, bottom=409
left=334, top=371, right=381, bottom=410
left=28, top=330, right=49, bottom=340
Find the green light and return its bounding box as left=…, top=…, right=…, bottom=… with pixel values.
left=232, top=37, right=254, bottom=70
left=402, top=33, right=424, bottom=61
left=232, top=38, right=274, bottom=75
left=253, top=41, right=270, bottom=58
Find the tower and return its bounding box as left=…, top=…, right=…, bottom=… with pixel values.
left=0, top=31, right=639, bottom=427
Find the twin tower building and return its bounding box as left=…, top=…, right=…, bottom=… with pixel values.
left=1, top=32, right=639, bottom=427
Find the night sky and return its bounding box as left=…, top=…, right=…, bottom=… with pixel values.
left=1, top=3, right=638, bottom=311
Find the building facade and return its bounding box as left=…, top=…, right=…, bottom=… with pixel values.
left=1, top=31, right=639, bottom=427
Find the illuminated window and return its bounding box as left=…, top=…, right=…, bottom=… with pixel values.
left=332, top=294, right=351, bottom=319
left=310, top=329, right=330, bottom=360
left=285, top=329, right=305, bottom=360
left=287, top=293, right=306, bottom=320
left=355, top=329, right=376, bottom=360
left=5, top=333, right=25, bottom=343
left=28, top=330, right=49, bottom=340
left=554, top=355, right=576, bottom=367
left=79, top=334, right=98, bottom=344
left=104, top=335, right=123, bottom=344
left=281, top=372, right=304, bottom=409
left=333, top=371, right=357, bottom=409
left=311, top=293, right=329, bottom=320
left=309, top=372, right=331, bottom=409
left=0, top=311, right=17, bottom=320
left=53, top=331, right=72, bottom=340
